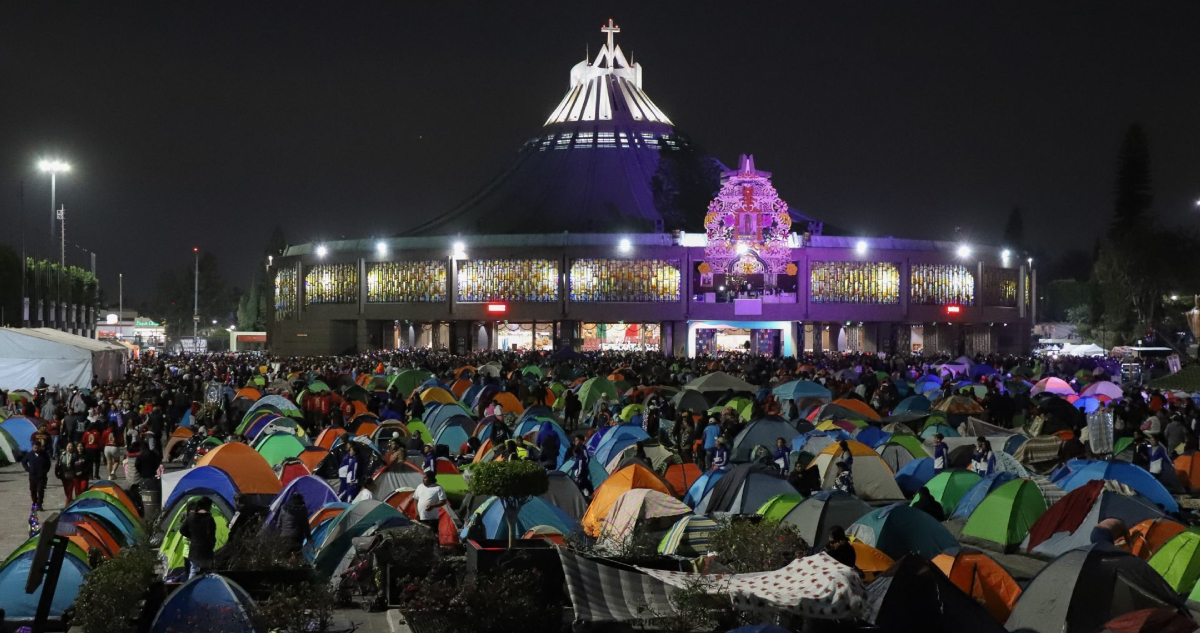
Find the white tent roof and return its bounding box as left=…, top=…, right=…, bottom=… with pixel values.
left=0, top=327, right=128, bottom=390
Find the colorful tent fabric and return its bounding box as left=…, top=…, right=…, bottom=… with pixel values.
left=657, top=515, right=719, bottom=557
left=194, top=442, right=282, bottom=495
left=0, top=416, right=38, bottom=452
left=951, top=473, right=1017, bottom=520
left=961, top=478, right=1047, bottom=551
left=732, top=417, right=797, bottom=462
left=264, top=475, right=339, bottom=531
left=1098, top=608, right=1199, bottom=633
left=1148, top=529, right=1200, bottom=594
left=893, top=457, right=937, bottom=496
left=848, top=541, right=894, bottom=581
left=160, top=497, right=231, bottom=573
left=1057, top=459, right=1179, bottom=513
left=682, top=469, right=725, bottom=508
left=253, top=432, right=307, bottom=467
left=582, top=463, right=673, bottom=537
left=461, top=496, right=579, bottom=541
left=756, top=493, right=805, bottom=523
left=810, top=440, right=903, bottom=501
left=540, top=470, right=588, bottom=522
left=1006, top=545, right=1185, bottom=633
left=695, top=463, right=799, bottom=515
left=912, top=470, right=981, bottom=516
left=865, top=555, right=1007, bottom=633
left=1023, top=479, right=1166, bottom=558
left=150, top=574, right=257, bottom=633
left=1129, top=518, right=1187, bottom=560
left=932, top=548, right=1022, bottom=623
left=778, top=490, right=872, bottom=549
left=639, top=552, right=865, bottom=620
left=847, top=503, right=958, bottom=559
left=662, top=463, right=702, bottom=498
left=311, top=499, right=409, bottom=576
left=369, top=461, right=425, bottom=500
left=599, top=489, right=691, bottom=546
left=0, top=551, right=90, bottom=621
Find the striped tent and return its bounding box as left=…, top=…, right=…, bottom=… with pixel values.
left=658, top=515, right=719, bottom=557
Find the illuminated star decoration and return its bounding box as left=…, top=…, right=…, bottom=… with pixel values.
left=28, top=507, right=41, bottom=538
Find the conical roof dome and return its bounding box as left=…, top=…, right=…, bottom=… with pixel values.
left=409, top=20, right=717, bottom=237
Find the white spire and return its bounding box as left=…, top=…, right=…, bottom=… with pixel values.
left=543, top=21, right=673, bottom=127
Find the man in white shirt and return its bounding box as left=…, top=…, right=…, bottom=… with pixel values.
left=414, top=472, right=448, bottom=532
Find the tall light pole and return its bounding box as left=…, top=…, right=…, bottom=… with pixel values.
left=118, top=273, right=123, bottom=339
left=39, top=160, right=70, bottom=329
left=193, top=248, right=199, bottom=346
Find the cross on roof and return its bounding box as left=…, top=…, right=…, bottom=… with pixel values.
left=602, top=18, right=620, bottom=52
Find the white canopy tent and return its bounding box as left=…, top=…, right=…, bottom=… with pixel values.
left=0, top=328, right=128, bottom=390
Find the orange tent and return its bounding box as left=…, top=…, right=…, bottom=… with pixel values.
left=66, top=531, right=112, bottom=559
left=1127, top=518, right=1187, bottom=559
left=454, top=366, right=477, bottom=379
left=472, top=438, right=495, bottom=463
left=89, top=482, right=138, bottom=517
left=523, top=526, right=566, bottom=545
left=848, top=541, right=894, bottom=581
left=391, top=495, right=460, bottom=547
left=195, top=442, right=282, bottom=495
left=663, top=463, right=702, bottom=498
left=1175, top=454, right=1200, bottom=492
left=490, top=391, right=524, bottom=415
left=309, top=506, right=345, bottom=529
left=233, top=388, right=261, bottom=402
left=1053, top=430, right=1075, bottom=441
left=65, top=517, right=122, bottom=558
left=315, top=428, right=346, bottom=450
left=932, top=549, right=1022, bottom=623
left=298, top=448, right=328, bottom=472
left=420, top=387, right=457, bottom=405
left=170, top=427, right=194, bottom=439
left=356, top=374, right=372, bottom=387
left=831, top=398, right=881, bottom=421
left=383, top=489, right=415, bottom=510
left=355, top=422, right=379, bottom=438
left=582, top=463, right=673, bottom=537
left=350, top=401, right=369, bottom=416
left=451, top=379, right=472, bottom=398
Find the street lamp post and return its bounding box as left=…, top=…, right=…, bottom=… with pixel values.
left=39, top=160, right=70, bottom=330
left=193, top=248, right=199, bottom=346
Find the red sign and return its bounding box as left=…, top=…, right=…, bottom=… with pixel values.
left=237, top=334, right=267, bottom=342
left=486, top=303, right=507, bottom=313
left=945, top=305, right=962, bottom=314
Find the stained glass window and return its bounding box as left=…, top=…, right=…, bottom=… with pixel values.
left=809, top=262, right=900, bottom=304
left=569, top=259, right=680, bottom=302
left=457, top=259, right=558, bottom=302
left=367, top=261, right=446, bottom=303
left=274, top=267, right=297, bottom=318
left=304, top=264, right=359, bottom=305
left=910, top=264, right=975, bottom=305
left=982, top=266, right=1019, bottom=307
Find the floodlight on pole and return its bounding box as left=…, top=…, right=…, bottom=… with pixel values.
left=193, top=248, right=199, bottom=344
left=376, top=241, right=387, bottom=256
left=618, top=238, right=632, bottom=254
left=316, top=245, right=328, bottom=258
left=956, top=244, right=972, bottom=259
left=855, top=240, right=868, bottom=255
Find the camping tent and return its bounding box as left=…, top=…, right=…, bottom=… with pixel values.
left=695, top=462, right=799, bottom=515
left=0, top=550, right=90, bottom=621
left=912, top=470, right=981, bottom=517
left=848, top=503, right=958, bottom=559
left=960, top=479, right=1047, bottom=552
left=810, top=440, right=904, bottom=501
left=150, top=574, right=257, bottom=633
left=931, top=549, right=1022, bottom=623
left=582, top=463, right=672, bottom=537
left=1006, top=545, right=1186, bottom=633
left=1023, top=480, right=1166, bottom=558
left=0, top=327, right=127, bottom=389
left=865, top=555, right=1006, bottom=633
left=778, top=490, right=873, bottom=549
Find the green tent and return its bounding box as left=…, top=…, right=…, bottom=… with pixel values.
left=884, top=434, right=928, bottom=460
left=254, top=433, right=307, bottom=467
left=159, top=496, right=230, bottom=572
left=436, top=473, right=468, bottom=503
left=74, top=490, right=140, bottom=530
left=408, top=421, right=433, bottom=444
left=388, top=369, right=433, bottom=398
left=911, top=470, right=980, bottom=516
left=0, top=427, right=19, bottom=465
left=4, top=535, right=89, bottom=568
left=578, top=377, right=619, bottom=411
left=521, top=366, right=544, bottom=378
left=621, top=404, right=645, bottom=420
left=548, top=382, right=566, bottom=396
left=756, top=494, right=805, bottom=523
left=709, top=397, right=754, bottom=421
left=961, top=479, right=1046, bottom=552
left=308, top=380, right=331, bottom=393
left=1149, top=528, right=1200, bottom=594
left=1113, top=436, right=1134, bottom=457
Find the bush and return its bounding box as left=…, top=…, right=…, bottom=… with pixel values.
left=402, top=568, right=562, bottom=633
left=708, top=518, right=810, bottom=574
left=72, top=544, right=158, bottom=633
left=638, top=576, right=743, bottom=633
left=219, top=531, right=308, bottom=572
left=253, top=580, right=336, bottom=633
left=467, top=460, right=549, bottom=500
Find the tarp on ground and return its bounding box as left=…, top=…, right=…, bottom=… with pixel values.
left=558, top=548, right=676, bottom=623
left=0, top=327, right=127, bottom=390
left=638, top=552, right=866, bottom=620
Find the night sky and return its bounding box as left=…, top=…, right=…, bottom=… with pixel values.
left=2, top=2, right=1199, bottom=302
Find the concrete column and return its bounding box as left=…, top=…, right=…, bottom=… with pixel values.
left=356, top=317, right=369, bottom=352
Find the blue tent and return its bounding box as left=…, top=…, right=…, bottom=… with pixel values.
left=264, top=475, right=339, bottom=530
left=969, top=365, right=998, bottom=380
left=179, top=409, right=194, bottom=428
left=1003, top=435, right=1028, bottom=455
left=462, top=384, right=484, bottom=407
left=0, top=417, right=38, bottom=452
left=150, top=574, right=257, bottom=633
left=63, top=498, right=143, bottom=544
left=684, top=469, right=726, bottom=508
left=520, top=405, right=557, bottom=422
left=593, top=425, right=651, bottom=466
left=894, top=458, right=937, bottom=496
left=0, top=550, right=89, bottom=620
left=773, top=380, right=832, bottom=401
left=791, top=429, right=852, bottom=454
left=894, top=395, right=931, bottom=414
left=847, top=503, right=958, bottom=559
left=424, top=402, right=474, bottom=433
left=558, top=457, right=610, bottom=489
left=914, top=376, right=943, bottom=394
left=1057, top=460, right=1179, bottom=513
left=951, top=473, right=1017, bottom=520
left=434, top=424, right=470, bottom=455
left=854, top=426, right=891, bottom=449
left=164, top=465, right=240, bottom=512
left=460, top=496, right=579, bottom=540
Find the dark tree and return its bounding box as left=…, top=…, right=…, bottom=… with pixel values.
left=1109, top=124, right=1153, bottom=239
left=265, top=225, right=288, bottom=259
left=1002, top=206, right=1024, bottom=252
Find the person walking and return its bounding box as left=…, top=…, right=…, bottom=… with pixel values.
left=82, top=423, right=102, bottom=480
left=102, top=422, right=122, bottom=479
left=702, top=417, right=721, bottom=470
left=22, top=441, right=51, bottom=511
left=56, top=442, right=84, bottom=504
